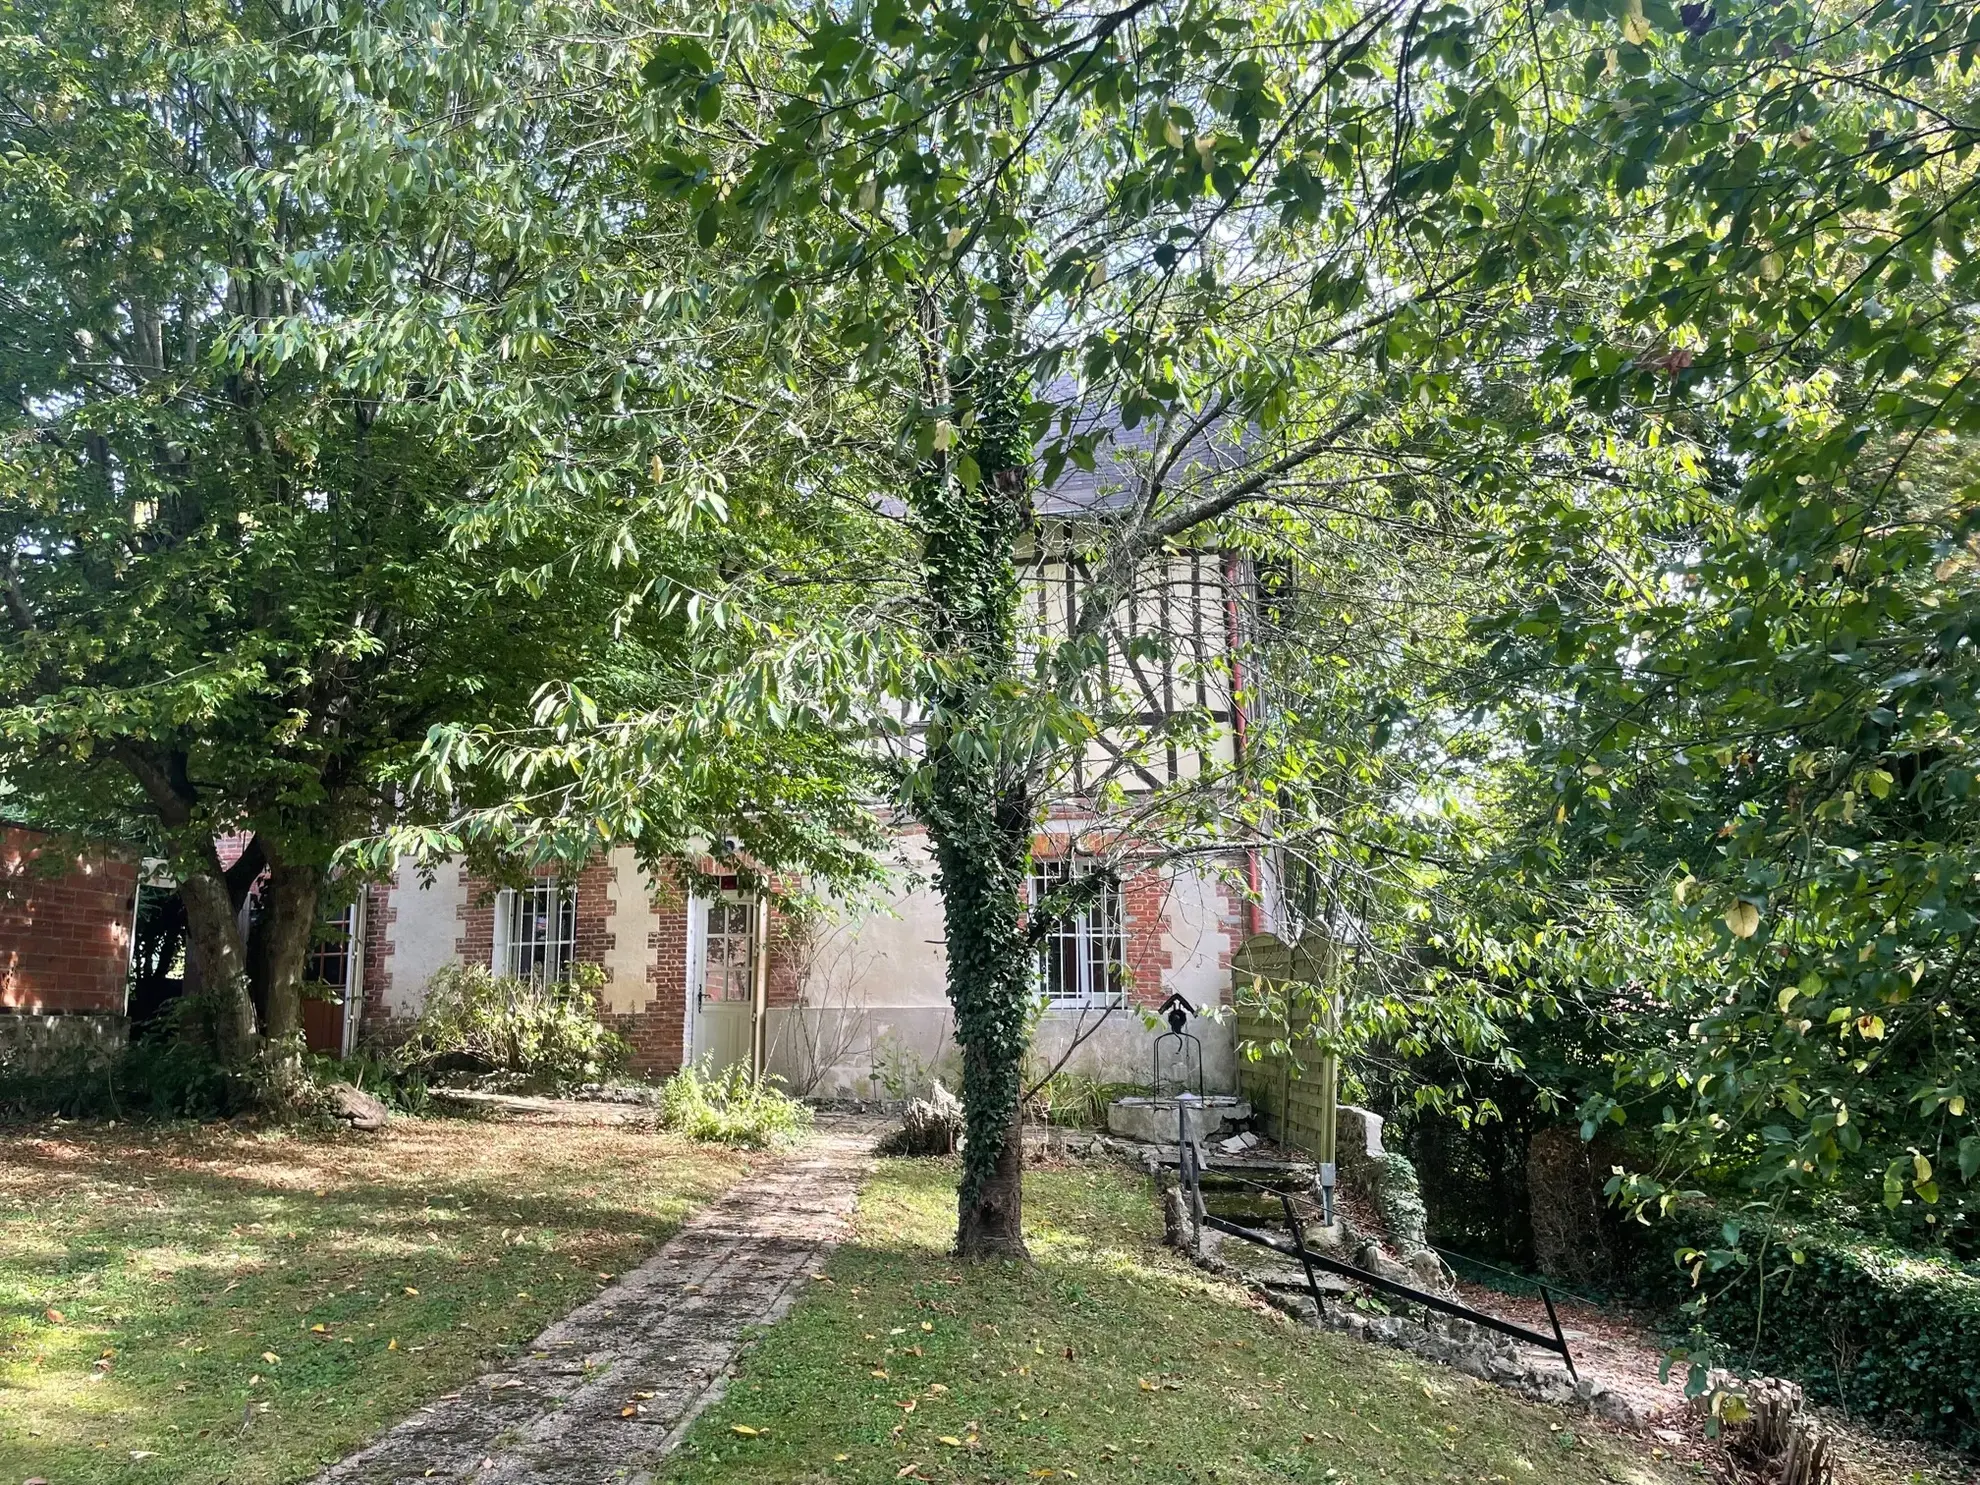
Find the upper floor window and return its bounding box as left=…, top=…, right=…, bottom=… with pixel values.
left=1031, top=856, right=1125, bottom=1007
left=494, top=880, right=576, bottom=985
left=699, top=894, right=758, bottom=1004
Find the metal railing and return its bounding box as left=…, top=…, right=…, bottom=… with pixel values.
left=1173, top=1096, right=1576, bottom=1380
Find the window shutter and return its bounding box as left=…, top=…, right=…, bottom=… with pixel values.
left=492, top=888, right=514, bottom=976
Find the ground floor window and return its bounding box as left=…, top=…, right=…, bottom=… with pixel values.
left=1030, top=856, right=1126, bottom=1007
left=305, top=902, right=355, bottom=991
left=494, top=881, right=577, bottom=984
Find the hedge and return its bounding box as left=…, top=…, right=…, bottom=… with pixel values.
left=1621, top=1206, right=1980, bottom=1451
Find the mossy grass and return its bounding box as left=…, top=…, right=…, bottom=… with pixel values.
left=664, top=1159, right=1681, bottom=1485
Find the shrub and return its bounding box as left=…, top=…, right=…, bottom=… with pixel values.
left=1028, top=1073, right=1140, bottom=1129
left=1621, top=1205, right=1980, bottom=1450
left=657, top=1061, right=813, bottom=1149
left=395, top=963, right=627, bottom=1091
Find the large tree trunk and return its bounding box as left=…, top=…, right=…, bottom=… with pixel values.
left=178, top=870, right=258, bottom=1060
left=913, top=332, right=1035, bottom=1258
left=927, top=770, right=1036, bottom=1257
left=252, top=860, right=322, bottom=1043
left=956, top=1044, right=1027, bottom=1254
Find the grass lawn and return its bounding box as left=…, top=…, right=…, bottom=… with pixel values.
left=663, top=1159, right=1682, bottom=1485
left=0, top=1111, right=754, bottom=1485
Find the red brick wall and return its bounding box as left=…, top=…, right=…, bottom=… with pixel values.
left=0, top=827, right=138, bottom=1016
left=358, top=881, right=394, bottom=1032
left=456, top=864, right=496, bottom=968
left=767, top=903, right=804, bottom=1008
left=602, top=876, right=689, bottom=1077
left=1122, top=866, right=1176, bottom=1009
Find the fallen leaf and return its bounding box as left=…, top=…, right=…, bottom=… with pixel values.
left=387, top=1338, right=399, bottom=1351
left=834, top=1454, right=850, bottom=1463
left=896, top=1464, right=922, bottom=1479
left=262, top=1352, right=280, bottom=1365
left=921, top=1321, right=933, bottom=1332
left=402, top=1287, right=419, bottom=1296
left=43, top=1310, right=64, bottom=1325
left=940, top=1435, right=963, bottom=1447
left=621, top=1406, right=639, bottom=1418
left=730, top=1424, right=760, bottom=1437
left=871, top=1369, right=889, bottom=1379
left=311, top=1325, right=329, bottom=1335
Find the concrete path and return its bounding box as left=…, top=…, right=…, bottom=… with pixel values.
left=313, top=1117, right=879, bottom=1485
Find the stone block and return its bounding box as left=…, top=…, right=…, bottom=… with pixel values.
left=1106, top=1095, right=1249, bottom=1145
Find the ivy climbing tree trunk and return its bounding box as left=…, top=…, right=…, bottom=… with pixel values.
left=913, top=337, right=1038, bottom=1258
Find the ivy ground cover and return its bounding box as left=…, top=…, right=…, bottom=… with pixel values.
left=0, top=1112, right=752, bottom=1484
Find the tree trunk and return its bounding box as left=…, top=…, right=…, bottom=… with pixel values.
left=254, top=861, right=322, bottom=1044
left=956, top=1047, right=1026, bottom=1254
left=928, top=771, right=1036, bottom=1257
left=178, top=870, right=258, bottom=1060
left=912, top=331, right=1035, bottom=1258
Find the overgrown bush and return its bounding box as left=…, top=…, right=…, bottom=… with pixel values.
left=1622, top=1204, right=1980, bottom=1450
left=394, top=963, right=627, bottom=1091
left=1028, top=1073, right=1139, bottom=1129
left=0, top=991, right=336, bottom=1121
left=657, top=1061, right=813, bottom=1148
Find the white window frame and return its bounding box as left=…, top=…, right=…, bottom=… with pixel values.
left=304, top=902, right=357, bottom=992
left=492, top=880, right=577, bottom=985
left=696, top=892, right=758, bottom=1006
left=1030, top=856, right=1126, bottom=1008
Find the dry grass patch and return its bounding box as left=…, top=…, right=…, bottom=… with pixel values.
left=0, top=1111, right=754, bottom=1485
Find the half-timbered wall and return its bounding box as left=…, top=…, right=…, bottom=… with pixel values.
left=1021, top=541, right=1241, bottom=795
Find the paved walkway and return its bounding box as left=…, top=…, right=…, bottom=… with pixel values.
left=314, top=1117, right=879, bottom=1485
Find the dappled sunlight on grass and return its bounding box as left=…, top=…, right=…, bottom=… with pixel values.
left=663, top=1159, right=1683, bottom=1485
left=0, top=1114, right=753, bottom=1485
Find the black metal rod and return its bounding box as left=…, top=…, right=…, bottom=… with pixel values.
left=1539, top=1283, right=1576, bottom=1383
left=1199, top=1214, right=1575, bottom=1364
left=1278, top=1190, right=1327, bottom=1322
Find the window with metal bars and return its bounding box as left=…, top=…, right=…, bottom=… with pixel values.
left=493, top=881, right=577, bottom=985
left=1030, top=856, right=1125, bottom=1007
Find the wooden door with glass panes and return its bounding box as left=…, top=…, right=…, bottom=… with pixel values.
left=693, top=894, right=756, bottom=1074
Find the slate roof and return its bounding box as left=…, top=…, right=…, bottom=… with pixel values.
left=1034, top=400, right=1250, bottom=518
